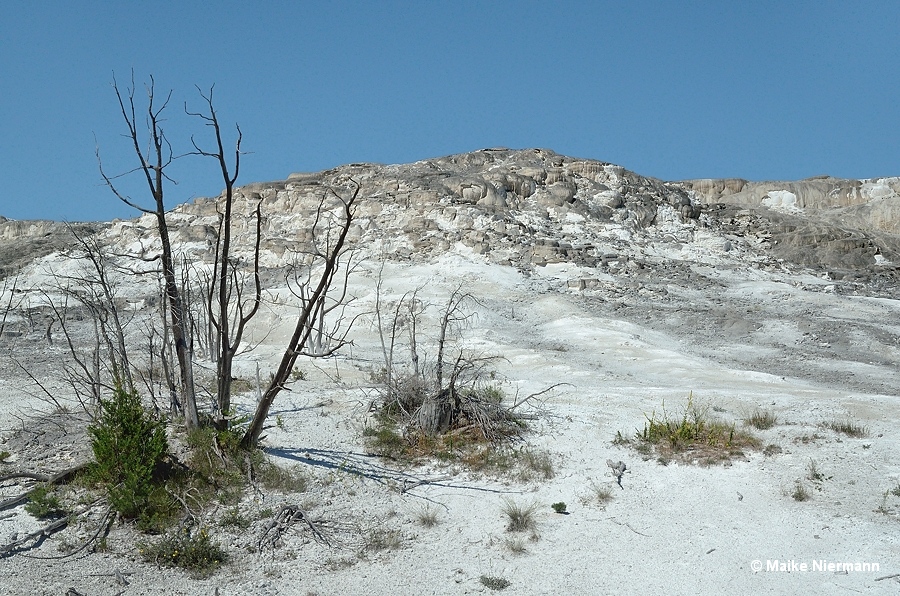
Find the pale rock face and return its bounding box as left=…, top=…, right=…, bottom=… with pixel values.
left=2, top=148, right=899, bottom=284
left=762, top=190, right=802, bottom=213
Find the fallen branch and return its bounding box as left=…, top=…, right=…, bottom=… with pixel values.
left=0, top=461, right=91, bottom=512
left=606, top=459, right=627, bottom=489
left=258, top=504, right=329, bottom=552
left=0, top=516, right=69, bottom=557
left=16, top=501, right=110, bottom=560
left=399, top=474, right=454, bottom=494
left=607, top=516, right=650, bottom=537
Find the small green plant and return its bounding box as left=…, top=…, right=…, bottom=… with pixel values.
left=220, top=507, right=251, bottom=530
left=88, top=386, right=168, bottom=520
left=551, top=502, right=567, bottom=514
left=501, top=498, right=538, bottom=532
left=24, top=483, right=65, bottom=519
left=792, top=481, right=811, bottom=502
left=822, top=419, right=868, bottom=438
left=140, top=525, right=227, bottom=577
left=480, top=575, right=511, bottom=591
left=890, top=483, right=900, bottom=498
left=745, top=409, right=778, bottom=430
left=807, top=459, right=830, bottom=483
left=94, top=536, right=109, bottom=553
left=363, top=422, right=407, bottom=455
left=0, top=450, right=10, bottom=462
left=612, top=431, right=630, bottom=446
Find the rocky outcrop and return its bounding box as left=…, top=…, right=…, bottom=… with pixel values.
left=0, top=218, right=102, bottom=276
left=4, top=149, right=899, bottom=288
left=681, top=176, right=900, bottom=234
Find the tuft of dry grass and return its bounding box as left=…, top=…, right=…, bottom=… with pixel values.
left=415, top=506, right=439, bottom=528
left=792, top=481, right=811, bottom=502
left=500, top=498, right=538, bottom=532
left=745, top=409, right=778, bottom=430
left=821, top=418, right=868, bottom=438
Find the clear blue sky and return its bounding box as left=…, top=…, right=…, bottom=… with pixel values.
left=2, top=1, right=898, bottom=221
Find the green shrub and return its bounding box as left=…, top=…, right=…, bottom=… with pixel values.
left=25, top=483, right=65, bottom=519
left=551, top=502, right=567, bottom=514
left=140, top=525, right=227, bottom=577
left=88, top=386, right=168, bottom=520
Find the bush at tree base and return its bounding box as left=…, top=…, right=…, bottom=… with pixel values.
left=88, top=386, right=168, bottom=519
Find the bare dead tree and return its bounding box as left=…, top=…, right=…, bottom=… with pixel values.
left=0, top=273, right=20, bottom=342
left=241, top=182, right=359, bottom=449
left=97, top=73, right=199, bottom=429
left=65, top=226, right=135, bottom=393
left=435, top=286, right=475, bottom=392
left=187, top=86, right=262, bottom=422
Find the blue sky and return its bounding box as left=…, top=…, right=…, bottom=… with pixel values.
left=2, top=1, right=898, bottom=221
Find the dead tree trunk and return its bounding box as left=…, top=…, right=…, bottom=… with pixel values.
left=241, top=183, right=358, bottom=449
left=188, top=86, right=261, bottom=422
left=99, top=74, right=198, bottom=429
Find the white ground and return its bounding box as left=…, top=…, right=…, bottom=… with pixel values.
left=1, top=252, right=899, bottom=595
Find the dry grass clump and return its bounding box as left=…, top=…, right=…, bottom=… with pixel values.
left=364, top=414, right=554, bottom=481
left=821, top=418, right=868, bottom=438
left=500, top=498, right=538, bottom=532
left=626, top=394, right=760, bottom=464
left=791, top=481, right=811, bottom=502
left=480, top=575, right=511, bottom=591
left=415, top=506, right=440, bottom=528
left=745, top=409, right=778, bottom=430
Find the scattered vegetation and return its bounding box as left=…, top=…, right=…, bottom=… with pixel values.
left=480, top=575, right=511, bottom=591
left=500, top=498, right=538, bottom=532
left=585, top=482, right=614, bottom=507
left=551, top=502, right=567, bottom=514
left=821, top=418, right=868, bottom=438
left=891, top=482, right=900, bottom=498
left=622, top=394, right=759, bottom=464
left=365, top=285, right=558, bottom=477
left=806, top=459, right=830, bottom=483
left=763, top=444, right=782, bottom=456
left=364, top=415, right=554, bottom=481
left=792, top=481, right=811, bottom=502
left=362, top=528, right=403, bottom=553
left=219, top=507, right=251, bottom=530
left=140, top=525, right=227, bottom=577
left=745, top=409, right=778, bottom=430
